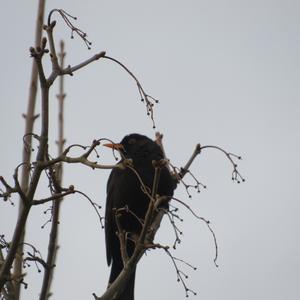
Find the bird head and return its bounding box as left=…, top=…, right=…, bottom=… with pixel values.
left=103, top=133, right=163, bottom=163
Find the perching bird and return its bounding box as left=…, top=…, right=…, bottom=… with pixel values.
left=104, top=133, right=175, bottom=300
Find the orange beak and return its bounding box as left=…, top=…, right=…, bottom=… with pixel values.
left=103, top=143, right=124, bottom=151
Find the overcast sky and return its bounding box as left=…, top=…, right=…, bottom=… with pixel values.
left=1, top=1, right=300, bottom=299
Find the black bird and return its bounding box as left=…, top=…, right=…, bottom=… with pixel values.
left=104, top=133, right=175, bottom=300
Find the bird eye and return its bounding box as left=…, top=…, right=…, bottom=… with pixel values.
left=128, top=138, right=136, bottom=145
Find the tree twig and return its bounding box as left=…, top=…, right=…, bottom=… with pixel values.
left=103, top=55, right=159, bottom=128
left=39, top=40, right=66, bottom=300
left=33, top=189, right=75, bottom=205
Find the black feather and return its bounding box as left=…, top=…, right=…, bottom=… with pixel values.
left=105, top=134, right=175, bottom=300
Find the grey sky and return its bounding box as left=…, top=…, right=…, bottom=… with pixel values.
left=1, top=1, right=299, bottom=299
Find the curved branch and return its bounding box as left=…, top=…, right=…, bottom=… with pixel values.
left=73, top=190, right=104, bottom=228
left=171, top=197, right=219, bottom=267
left=200, top=145, right=245, bottom=183
left=103, top=55, right=158, bottom=128
left=32, top=189, right=75, bottom=205
left=47, top=9, right=92, bottom=49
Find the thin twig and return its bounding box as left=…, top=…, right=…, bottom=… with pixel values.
left=61, top=52, right=106, bottom=76
left=104, top=55, right=159, bottom=128
left=163, top=248, right=197, bottom=297
left=47, top=9, right=92, bottom=49
left=42, top=139, right=128, bottom=171
left=33, top=189, right=75, bottom=205
left=200, top=145, right=245, bottom=183
left=73, top=190, right=104, bottom=228
left=171, top=197, right=219, bottom=267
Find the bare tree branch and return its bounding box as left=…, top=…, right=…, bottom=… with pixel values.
left=178, top=143, right=201, bottom=179
left=44, top=10, right=105, bottom=85
left=47, top=9, right=92, bottom=49
left=73, top=190, right=104, bottom=228
left=115, top=212, right=129, bottom=265
left=12, top=2, right=46, bottom=297
left=0, top=205, right=31, bottom=292
left=0, top=248, right=16, bottom=300
left=162, top=248, right=197, bottom=297
left=39, top=40, right=67, bottom=300
left=0, top=8, right=108, bottom=294
left=200, top=145, right=245, bottom=183
left=171, top=197, right=219, bottom=267
left=42, top=139, right=131, bottom=170
left=103, top=55, right=159, bottom=128
left=0, top=176, right=18, bottom=202
left=61, top=51, right=106, bottom=75
left=33, top=189, right=75, bottom=205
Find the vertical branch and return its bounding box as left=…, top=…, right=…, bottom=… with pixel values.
left=150, top=133, right=173, bottom=237
left=155, top=132, right=170, bottom=172
left=0, top=45, right=49, bottom=291
left=13, top=1, right=46, bottom=299
left=57, top=41, right=66, bottom=160
left=0, top=250, right=15, bottom=300
left=136, top=163, right=162, bottom=248
left=0, top=205, right=31, bottom=293
left=1, top=17, right=48, bottom=296
left=39, top=41, right=66, bottom=300
left=1, top=7, right=109, bottom=296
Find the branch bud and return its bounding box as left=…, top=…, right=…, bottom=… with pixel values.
left=42, top=37, right=47, bottom=48
left=50, top=20, right=56, bottom=28
left=195, top=143, right=201, bottom=154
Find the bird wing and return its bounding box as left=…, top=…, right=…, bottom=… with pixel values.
left=105, top=169, right=116, bottom=266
